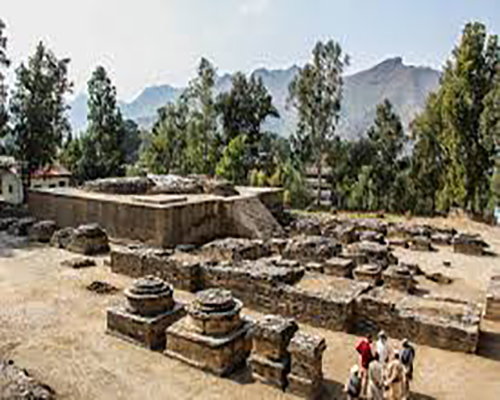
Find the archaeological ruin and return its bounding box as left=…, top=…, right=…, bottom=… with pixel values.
left=164, top=288, right=253, bottom=376
left=107, top=275, right=185, bottom=350
left=1, top=175, right=499, bottom=398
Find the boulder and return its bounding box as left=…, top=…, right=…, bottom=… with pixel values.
left=291, top=217, right=321, bottom=236
left=201, top=238, right=269, bottom=262
left=66, top=224, right=110, bottom=255
left=0, top=217, right=18, bottom=231
left=83, top=177, right=153, bottom=194
left=61, top=257, right=97, bottom=269
left=452, top=234, right=488, bottom=256
left=358, top=230, right=385, bottom=244
left=0, top=359, right=55, bottom=400
left=283, top=236, right=342, bottom=262
left=50, top=227, right=76, bottom=249
left=409, top=236, right=433, bottom=251
left=28, top=220, right=57, bottom=243
left=148, top=174, right=203, bottom=194
left=7, top=217, right=36, bottom=236
left=345, top=241, right=396, bottom=268
left=431, top=233, right=453, bottom=246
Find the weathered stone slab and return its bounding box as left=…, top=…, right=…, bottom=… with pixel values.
left=249, top=354, right=290, bottom=389
left=250, top=315, right=298, bottom=389
left=66, top=224, right=110, bottom=255
left=7, top=217, right=36, bottom=236
left=452, top=234, right=487, bottom=256
left=50, top=227, right=75, bottom=249
left=345, top=241, right=396, bottom=268
left=323, top=257, right=355, bottom=278
left=485, top=275, right=500, bottom=321
left=28, top=220, right=57, bottom=242
left=61, top=257, right=96, bottom=269
left=409, top=236, right=433, bottom=252
left=283, top=236, right=341, bottom=262
left=201, top=238, right=269, bottom=262
left=383, top=265, right=417, bottom=293
left=353, top=264, right=382, bottom=285
left=287, top=331, right=326, bottom=399
left=110, top=246, right=202, bottom=292
left=252, top=315, right=298, bottom=361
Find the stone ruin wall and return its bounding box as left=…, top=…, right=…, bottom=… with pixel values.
left=28, top=189, right=284, bottom=247
left=110, top=246, right=480, bottom=353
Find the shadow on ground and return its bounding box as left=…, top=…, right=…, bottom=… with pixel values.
left=477, top=328, right=500, bottom=362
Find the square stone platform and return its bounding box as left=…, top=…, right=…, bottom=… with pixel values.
left=485, top=275, right=500, bottom=321
left=249, top=354, right=290, bottom=389
left=106, top=303, right=185, bottom=351
left=164, top=318, right=252, bottom=376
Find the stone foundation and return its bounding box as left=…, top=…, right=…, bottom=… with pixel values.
left=200, top=238, right=270, bottom=262
left=383, top=265, right=417, bottom=293
left=353, top=287, right=480, bottom=353
left=165, top=289, right=252, bottom=376
left=110, top=246, right=203, bottom=292
left=287, top=332, right=326, bottom=399
left=485, top=275, right=500, bottom=321
left=249, top=315, right=298, bottom=389
left=106, top=276, right=185, bottom=350
left=322, top=257, right=355, bottom=277
left=452, top=234, right=487, bottom=256
left=353, top=264, right=382, bottom=285
left=110, top=245, right=480, bottom=353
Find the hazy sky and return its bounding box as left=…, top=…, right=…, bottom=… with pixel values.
left=3, top=0, right=500, bottom=101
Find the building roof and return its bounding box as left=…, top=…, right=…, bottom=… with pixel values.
left=31, top=165, right=72, bottom=178
left=3, top=164, right=71, bottom=178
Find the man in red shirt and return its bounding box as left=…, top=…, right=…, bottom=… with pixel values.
left=355, top=334, right=374, bottom=396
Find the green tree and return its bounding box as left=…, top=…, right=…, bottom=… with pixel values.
left=434, top=22, right=500, bottom=212
left=184, top=57, right=218, bottom=174
left=0, top=19, right=9, bottom=138
left=217, top=72, right=279, bottom=164
left=215, top=134, right=248, bottom=184
left=84, top=66, right=126, bottom=179
left=288, top=40, right=349, bottom=206
left=367, top=99, right=406, bottom=210
left=9, top=42, right=72, bottom=196
left=141, top=100, right=189, bottom=174
left=121, top=119, right=141, bottom=165
left=410, top=92, right=444, bottom=214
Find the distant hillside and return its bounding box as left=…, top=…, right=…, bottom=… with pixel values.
left=68, top=57, right=440, bottom=139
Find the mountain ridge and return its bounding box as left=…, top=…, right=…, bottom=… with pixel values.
left=69, top=58, right=441, bottom=139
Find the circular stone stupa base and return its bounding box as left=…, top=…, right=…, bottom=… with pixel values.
left=125, top=276, right=175, bottom=317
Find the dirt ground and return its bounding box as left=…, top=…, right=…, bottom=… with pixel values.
left=0, top=216, right=499, bottom=399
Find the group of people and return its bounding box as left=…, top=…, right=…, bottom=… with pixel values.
left=345, top=331, right=416, bottom=400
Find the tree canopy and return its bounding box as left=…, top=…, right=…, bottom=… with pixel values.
left=9, top=41, right=72, bottom=189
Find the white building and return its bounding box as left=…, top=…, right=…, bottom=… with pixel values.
left=0, top=157, right=71, bottom=204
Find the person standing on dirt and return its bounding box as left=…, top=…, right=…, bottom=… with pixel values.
left=385, top=351, right=406, bottom=400
left=400, top=339, right=416, bottom=397
left=376, top=330, right=392, bottom=370
left=355, top=334, right=374, bottom=396
left=344, top=365, right=362, bottom=400
left=367, top=353, right=384, bottom=400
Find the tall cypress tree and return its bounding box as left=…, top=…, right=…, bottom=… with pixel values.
left=83, top=66, right=126, bottom=179
left=9, top=42, right=72, bottom=196
left=288, top=40, right=349, bottom=206
left=435, top=23, right=500, bottom=212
